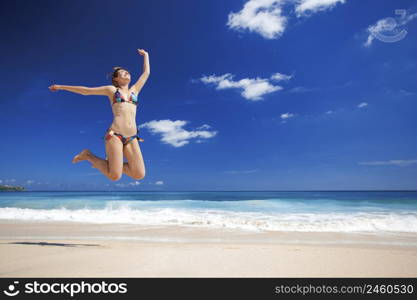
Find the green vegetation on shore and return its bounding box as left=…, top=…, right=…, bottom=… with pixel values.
left=0, top=185, right=25, bottom=191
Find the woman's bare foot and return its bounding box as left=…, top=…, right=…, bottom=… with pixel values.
left=72, top=149, right=91, bottom=163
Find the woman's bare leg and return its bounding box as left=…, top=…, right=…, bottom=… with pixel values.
left=89, top=152, right=134, bottom=177
left=72, top=149, right=133, bottom=179
left=87, top=151, right=110, bottom=176
left=122, top=162, right=134, bottom=177
left=122, top=139, right=146, bottom=180
left=72, top=149, right=110, bottom=178
left=72, top=139, right=124, bottom=181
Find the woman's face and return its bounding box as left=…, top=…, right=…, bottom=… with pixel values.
left=115, top=69, right=131, bottom=85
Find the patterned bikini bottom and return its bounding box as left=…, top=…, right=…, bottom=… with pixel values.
left=103, top=127, right=144, bottom=146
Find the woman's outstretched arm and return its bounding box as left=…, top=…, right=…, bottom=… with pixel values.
left=49, top=84, right=113, bottom=96
left=139, top=49, right=150, bottom=74
left=131, top=49, right=150, bottom=94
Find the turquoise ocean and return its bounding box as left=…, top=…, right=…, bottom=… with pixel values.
left=0, top=191, right=417, bottom=234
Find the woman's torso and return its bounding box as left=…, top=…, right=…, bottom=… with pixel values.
left=107, top=86, right=138, bottom=136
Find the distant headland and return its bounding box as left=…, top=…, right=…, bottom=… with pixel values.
left=0, top=185, right=25, bottom=191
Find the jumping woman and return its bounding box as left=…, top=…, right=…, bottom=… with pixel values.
left=48, top=49, right=150, bottom=181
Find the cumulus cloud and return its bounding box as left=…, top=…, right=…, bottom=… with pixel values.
left=129, top=181, right=141, bottom=186
left=325, top=110, right=333, bottom=114
left=227, top=0, right=288, bottom=39
left=357, top=102, right=368, bottom=108
left=227, top=0, right=346, bottom=39
left=280, top=112, right=295, bottom=123
left=196, top=124, right=212, bottom=130
left=155, top=181, right=164, bottom=185
left=26, top=180, right=35, bottom=185
left=200, top=73, right=291, bottom=101
left=139, top=120, right=217, bottom=148
left=358, top=159, right=417, bottom=167
left=281, top=112, right=295, bottom=119
left=270, top=72, right=293, bottom=81
left=294, top=0, right=346, bottom=17
left=364, top=10, right=417, bottom=47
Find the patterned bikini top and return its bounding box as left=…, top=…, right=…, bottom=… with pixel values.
left=112, top=88, right=138, bottom=106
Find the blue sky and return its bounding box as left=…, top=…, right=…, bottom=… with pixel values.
left=1, top=0, right=417, bottom=191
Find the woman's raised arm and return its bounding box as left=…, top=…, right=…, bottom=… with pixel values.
left=48, top=84, right=113, bottom=96
left=131, top=49, right=150, bottom=94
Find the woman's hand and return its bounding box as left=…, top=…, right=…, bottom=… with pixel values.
left=137, top=49, right=149, bottom=56
left=48, top=84, right=61, bottom=92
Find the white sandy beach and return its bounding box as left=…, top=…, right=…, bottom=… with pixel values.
left=0, top=221, right=416, bottom=277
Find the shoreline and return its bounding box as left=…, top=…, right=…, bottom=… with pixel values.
left=1, top=221, right=416, bottom=277
left=1, top=220, right=416, bottom=247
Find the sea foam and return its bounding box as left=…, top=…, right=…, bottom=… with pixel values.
left=1, top=206, right=416, bottom=233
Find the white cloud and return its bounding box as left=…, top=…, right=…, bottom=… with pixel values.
left=155, top=181, right=164, bottom=185
left=227, top=0, right=346, bottom=39
left=196, top=124, right=212, bottom=130
left=227, top=0, right=288, bottom=40
left=200, top=73, right=287, bottom=101
left=0, top=180, right=2, bottom=183
left=281, top=112, right=295, bottom=119
left=129, top=181, right=141, bottom=186
left=270, top=72, right=293, bottom=81
left=295, top=0, right=346, bottom=17
left=139, top=120, right=217, bottom=148
left=26, top=180, right=35, bottom=185
left=358, top=159, right=417, bottom=167
left=325, top=110, right=333, bottom=114
left=357, top=102, right=368, bottom=108
left=364, top=10, right=417, bottom=47
left=280, top=112, right=295, bottom=123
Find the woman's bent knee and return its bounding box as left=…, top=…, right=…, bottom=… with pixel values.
left=131, top=170, right=145, bottom=180
left=109, top=172, right=122, bottom=181
left=131, top=173, right=145, bottom=180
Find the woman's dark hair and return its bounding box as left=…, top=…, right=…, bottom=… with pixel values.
left=106, top=66, right=130, bottom=87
